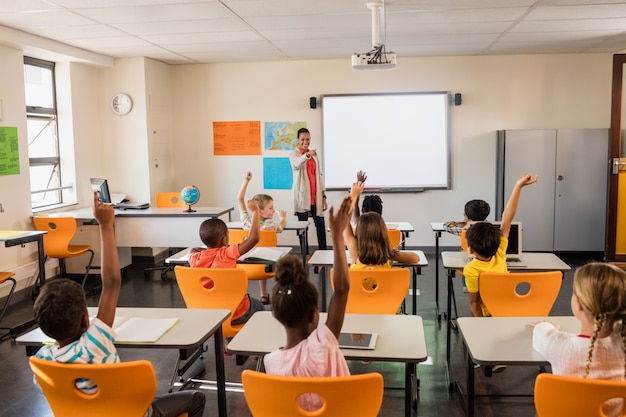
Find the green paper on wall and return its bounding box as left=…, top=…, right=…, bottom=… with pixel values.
left=0, top=126, right=20, bottom=176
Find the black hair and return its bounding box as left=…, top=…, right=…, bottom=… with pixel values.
left=464, top=199, right=490, bottom=221
left=271, top=254, right=319, bottom=327
left=297, top=127, right=310, bottom=138
left=465, top=222, right=501, bottom=258
left=198, top=218, right=228, bottom=248
left=33, top=278, right=87, bottom=341
left=362, top=195, right=383, bottom=215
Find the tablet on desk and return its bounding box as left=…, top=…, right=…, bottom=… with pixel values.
left=338, top=332, right=378, bottom=350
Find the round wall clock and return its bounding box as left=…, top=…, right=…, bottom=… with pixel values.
left=111, top=93, right=133, bottom=115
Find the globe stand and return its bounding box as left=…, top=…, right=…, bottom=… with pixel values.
left=184, top=205, right=196, bottom=213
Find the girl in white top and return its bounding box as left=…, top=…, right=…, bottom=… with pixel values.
left=264, top=194, right=354, bottom=411
left=532, top=262, right=626, bottom=416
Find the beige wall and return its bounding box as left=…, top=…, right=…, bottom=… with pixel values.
left=0, top=47, right=613, bottom=288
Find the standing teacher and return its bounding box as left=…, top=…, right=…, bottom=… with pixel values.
left=290, top=127, right=327, bottom=254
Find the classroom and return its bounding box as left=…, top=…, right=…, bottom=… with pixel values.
left=0, top=2, right=625, bottom=416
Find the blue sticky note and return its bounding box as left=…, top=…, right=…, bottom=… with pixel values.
left=263, top=158, right=292, bottom=190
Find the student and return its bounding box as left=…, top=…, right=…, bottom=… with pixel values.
left=532, top=262, right=626, bottom=417
left=345, top=180, right=420, bottom=269
left=32, top=191, right=206, bottom=417
left=444, top=199, right=490, bottom=293
left=263, top=194, right=353, bottom=410
left=464, top=173, right=537, bottom=318
left=188, top=199, right=265, bottom=326
left=237, top=171, right=287, bottom=304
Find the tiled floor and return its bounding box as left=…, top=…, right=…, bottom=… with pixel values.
left=0, top=249, right=601, bottom=417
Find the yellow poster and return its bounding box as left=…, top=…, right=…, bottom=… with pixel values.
left=0, top=126, right=19, bottom=176
left=213, top=121, right=261, bottom=155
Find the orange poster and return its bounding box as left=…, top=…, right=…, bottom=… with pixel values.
left=213, top=121, right=261, bottom=155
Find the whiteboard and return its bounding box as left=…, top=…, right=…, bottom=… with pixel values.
left=321, top=92, right=450, bottom=191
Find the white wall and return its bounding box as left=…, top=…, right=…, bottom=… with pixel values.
left=170, top=54, right=612, bottom=247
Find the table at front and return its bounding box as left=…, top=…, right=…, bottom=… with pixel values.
left=307, top=249, right=428, bottom=313
left=17, top=307, right=231, bottom=417
left=227, top=311, right=428, bottom=417
left=227, top=220, right=311, bottom=264
left=441, top=251, right=571, bottom=391
left=457, top=316, right=578, bottom=417
left=45, top=206, right=234, bottom=247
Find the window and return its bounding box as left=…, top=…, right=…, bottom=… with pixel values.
left=24, top=57, right=64, bottom=209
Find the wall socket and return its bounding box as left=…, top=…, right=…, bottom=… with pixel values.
left=0, top=203, right=4, bottom=213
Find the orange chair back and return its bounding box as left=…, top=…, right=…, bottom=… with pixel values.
left=29, top=357, right=156, bottom=417
left=387, top=229, right=402, bottom=248
left=460, top=229, right=468, bottom=252
left=331, top=267, right=410, bottom=314
left=33, top=216, right=91, bottom=259
left=174, top=266, right=248, bottom=338
left=479, top=271, right=563, bottom=316
left=534, top=373, right=626, bottom=417
left=242, top=370, right=384, bottom=417
left=155, top=192, right=186, bottom=208
left=228, top=230, right=278, bottom=280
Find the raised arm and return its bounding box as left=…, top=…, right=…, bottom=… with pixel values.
left=345, top=181, right=365, bottom=263
left=277, top=209, right=287, bottom=230
left=353, top=171, right=367, bottom=222
left=500, top=173, right=538, bottom=238
left=238, top=199, right=261, bottom=255
left=392, top=249, right=420, bottom=264
left=326, top=195, right=354, bottom=338
left=93, top=191, right=121, bottom=328
left=237, top=171, right=252, bottom=213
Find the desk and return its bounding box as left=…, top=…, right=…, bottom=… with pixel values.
left=430, top=222, right=446, bottom=322
left=307, top=250, right=427, bottom=314
left=45, top=206, right=234, bottom=248
left=0, top=230, right=47, bottom=339
left=17, top=307, right=231, bottom=417
left=227, top=220, right=310, bottom=264
left=165, top=246, right=293, bottom=266
left=441, top=251, right=571, bottom=391
left=457, top=316, right=578, bottom=417
left=227, top=311, right=427, bottom=417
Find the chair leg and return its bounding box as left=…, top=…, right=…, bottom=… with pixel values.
left=81, top=249, right=96, bottom=289
left=0, top=275, right=17, bottom=324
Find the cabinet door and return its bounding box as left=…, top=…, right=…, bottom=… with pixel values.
left=554, top=129, right=608, bottom=251
left=502, top=130, right=557, bottom=252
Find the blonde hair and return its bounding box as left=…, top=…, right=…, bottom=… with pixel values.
left=253, top=194, right=273, bottom=210
left=356, top=212, right=395, bottom=265
left=573, top=262, right=626, bottom=378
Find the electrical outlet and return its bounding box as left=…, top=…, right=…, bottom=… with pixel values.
left=0, top=203, right=4, bottom=213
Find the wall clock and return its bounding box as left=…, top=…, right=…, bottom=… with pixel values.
left=111, top=93, right=133, bottom=115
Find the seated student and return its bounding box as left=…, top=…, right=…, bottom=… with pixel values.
left=444, top=199, right=490, bottom=293
left=188, top=199, right=265, bottom=326
left=463, top=173, right=537, bottom=318
left=32, top=191, right=206, bottom=417
left=264, top=194, right=354, bottom=411
left=238, top=171, right=287, bottom=304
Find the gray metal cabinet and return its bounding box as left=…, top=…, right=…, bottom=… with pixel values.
left=496, top=129, right=609, bottom=252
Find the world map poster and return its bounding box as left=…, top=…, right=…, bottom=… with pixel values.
left=264, top=121, right=306, bottom=151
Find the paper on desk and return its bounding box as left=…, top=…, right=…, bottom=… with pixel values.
left=238, top=246, right=288, bottom=263
left=0, top=230, right=29, bottom=239
left=110, top=193, right=127, bottom=204
left=114, top=317, right=179, bottom=343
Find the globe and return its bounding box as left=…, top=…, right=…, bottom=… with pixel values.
left=180, top=185, right=200, bottom=212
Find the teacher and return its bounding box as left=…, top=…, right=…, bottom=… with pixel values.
left=289, top=127, right=327, bottom=253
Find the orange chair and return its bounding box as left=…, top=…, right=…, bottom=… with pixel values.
left=242, top=370, right=384, bottom=417
left=387, top=229, right=402, bottom=248
left=33, top=216, right=95, bottom=288
left=331, top=267, right=410, bottom=314
left=144, top=192, right=187, bottom=279
left=478, top=271, right=562, bottom=316
left=174, top=266, right=248, bottom=338
left=534, top=372, right=626, bottom=417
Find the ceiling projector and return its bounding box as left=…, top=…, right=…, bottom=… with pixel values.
left=352, top=50, right=397, bottom=70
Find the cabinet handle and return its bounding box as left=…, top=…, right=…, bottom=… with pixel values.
left=556, top=175, right=564, bottom=181
left=612, top=158, right=626, bottom=174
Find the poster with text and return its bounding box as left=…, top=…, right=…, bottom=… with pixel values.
left=0, top=126, right=20, bottom=176
left=213, top=121, right=261, bottom=155
left=263, top=158, right=292, bottom=190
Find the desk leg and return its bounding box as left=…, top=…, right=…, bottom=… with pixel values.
left=405, top=363, right=412, bottom=417
left=37, top=236, right=45, bottom=288
left=466, top=349, right=475, bottom=417
left=435, top=231, right=441, bottom=322
left=412, top=266, right=419, bottom=315
left=446, top=268, right=455, bottom=392
left=214, top=327, right=227, bottom=417
left=320, top=266, right=327, bottom=312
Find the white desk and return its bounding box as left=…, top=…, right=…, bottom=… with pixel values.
left=165, top=246, right=293, bottom=266
left=306, top=249, right=428, bottom=314
left=441, top=251, right=571, bottom=392
left=227, top=220, right=311, bottom=264
left=457, top=316, right=579, bottom=417
left=17, top=307, right=231, bottom=417
left=227, top=311, right=428, bottom=417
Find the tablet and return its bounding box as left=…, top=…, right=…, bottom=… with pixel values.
left=338, top=332, right=378, bottom=350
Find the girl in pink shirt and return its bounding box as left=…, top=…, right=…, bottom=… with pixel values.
left=263, top=194, right=354, bottom=411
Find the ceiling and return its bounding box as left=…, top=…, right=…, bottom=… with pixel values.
left=1, top=0, right=626, bottom=65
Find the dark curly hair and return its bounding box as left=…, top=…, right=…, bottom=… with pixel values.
left=271, top=254, right=319, bottom=327
left=198, top=218, right=228, bottom=248
left=33, top=278, right=87, bottom=341
left=465, top=222, right=501, bottom=258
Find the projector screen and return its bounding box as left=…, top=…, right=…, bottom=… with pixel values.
left=321, top=92, right=450, bottom=191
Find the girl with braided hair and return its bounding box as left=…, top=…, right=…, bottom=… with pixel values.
left=532, top=262, right=626, bottom=378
